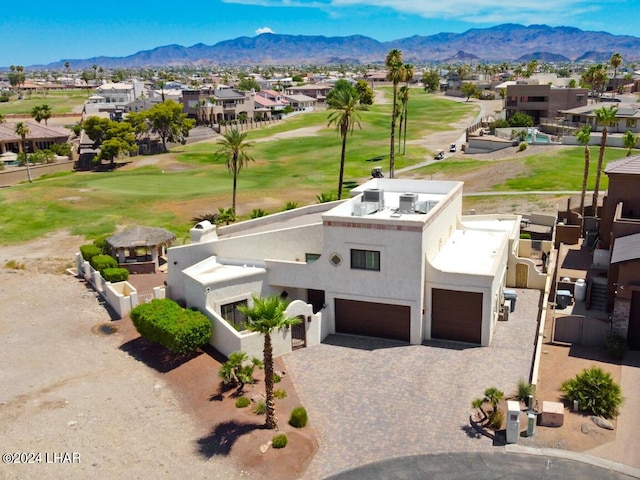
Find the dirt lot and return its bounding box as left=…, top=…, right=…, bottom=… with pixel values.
left=0, top=236, right=315, bottom=480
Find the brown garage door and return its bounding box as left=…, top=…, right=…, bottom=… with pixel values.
left=431, top=289, right=483, bottom=344
left=335, top=299, right=410, bottom=342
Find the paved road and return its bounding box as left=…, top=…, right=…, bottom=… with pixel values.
left=326, top=451, right=638, bottom=480
left=283, top=289, right=541, bottom=480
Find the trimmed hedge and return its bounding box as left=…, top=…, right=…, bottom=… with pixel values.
left=288, top=406, right=308, bottom=428
left=90, top=254, right=118, bottom=272
left=80, top=244, right=102, bottom=262
left=272, top=433, right=288, bottom=449
left=102, top=267, right=129, bottom=283
left=93, top=235, right=111, bottom=255
left=130, top=299, right=212, bottom=354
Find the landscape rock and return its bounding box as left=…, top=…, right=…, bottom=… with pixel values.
left=591, top=416, right=614, bottom=430
left=581, top=423, right=600, bottom=436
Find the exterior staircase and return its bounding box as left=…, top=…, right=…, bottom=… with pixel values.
left=588, top=277, right=608, bottom=312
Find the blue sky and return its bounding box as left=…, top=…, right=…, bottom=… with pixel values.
left=2, top=0, right=635, bottom=66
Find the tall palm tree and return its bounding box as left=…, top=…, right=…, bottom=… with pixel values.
left=215, top=128, right=255, bottom=213
left=575, top=125, right=591, bottom=221
left=327, top=86, right=364, bottom=200
left=622, top=130, right=639, bottom=156
left=399, top=63, right=414, bottom=155
left=31, top=104, right=52, bottom=125
left=385, top=49, right=405, bottom=178
left=397, top=85, right=409, bottom=154
left=238, top=295, right=300, bottom=429
left=592, top=106, right=618, bottom=212
left=15, top=122, right=32, bottom=183
left=610, top=53, right=622, bottom=98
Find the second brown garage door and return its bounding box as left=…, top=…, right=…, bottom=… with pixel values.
left=431, top=289, right=483, bottom=344
left=335, top=299, right=410, bottom=342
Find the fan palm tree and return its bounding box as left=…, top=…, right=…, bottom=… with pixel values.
left=237, top=295, right=300, bottom=429
left=575, top=125, right=591, bottom=221
left=15, top=122, right=32, bottom=183
left=622, top=130, right=638, bottom=156
left=31, top=104, right=52, bottom=125
left=610, top=53, right=622, bottom=98
left=215, top=128, right=255, bottom=213
left=385, top=49, right=405, bottom=178
left=592, top=106, right=618, bottom=212
left=327, top=86, right=364, bottom=199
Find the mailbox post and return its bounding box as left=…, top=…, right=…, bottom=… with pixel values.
left=506, top=400, right=520, bottom=444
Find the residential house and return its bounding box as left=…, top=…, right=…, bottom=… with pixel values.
left=0, top=120, right=69, bottom=158
left=182, top=87, right=255, bottom=124
left=599, top=155, right=640, bottom=349
left=285, top=83, right=332, bottom=106
left=282, top=94, right=316, bottom=113
left=166, top=179, right=539, bottom=360
left=83, top=80, right=145, bottom=120
left=559, top=103, right=640, bottom=136
left=506, top=84, right=588, bottom=124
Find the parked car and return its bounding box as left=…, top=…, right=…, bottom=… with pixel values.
left=449, top=143, right=457, bottom=152
left=434, top=150, right=444, bottom=160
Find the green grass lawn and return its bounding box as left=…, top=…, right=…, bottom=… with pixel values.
left=0, top=89, right=89, bottom=115
left=2, top=90, right=624, bottom=247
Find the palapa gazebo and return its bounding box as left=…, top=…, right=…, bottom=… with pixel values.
left=106, top=226, right=176, bottom=274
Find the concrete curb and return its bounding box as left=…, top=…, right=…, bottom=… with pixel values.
left=506, top=444, right=640, bottom=478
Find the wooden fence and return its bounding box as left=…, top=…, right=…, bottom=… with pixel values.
left=553, top=314, right=610, bottom=346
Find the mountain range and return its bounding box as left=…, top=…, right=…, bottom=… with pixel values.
left=41, top=24, right=640, bottom=69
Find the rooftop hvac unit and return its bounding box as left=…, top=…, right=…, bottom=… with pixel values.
left=362, top=188, right=384, bottom=208
left=399, top=193, right=418, bottom=212
left=416, top=200, right=439, bottom=213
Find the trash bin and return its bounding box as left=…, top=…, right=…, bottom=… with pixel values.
left=503, top=289, right=517, bottom=313
left=556, top=290, right=572, bottom=309
left=574, top=279, right=587, bottom=302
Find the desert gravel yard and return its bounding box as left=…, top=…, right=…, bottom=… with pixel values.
left=0, top=269, right=248, bottom=480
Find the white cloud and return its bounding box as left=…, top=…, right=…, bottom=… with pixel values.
left=256, top=27, right=276, bottom=35
left=224, top=0, right=600, bottom=28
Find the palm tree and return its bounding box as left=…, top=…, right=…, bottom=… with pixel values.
left=215, top=128, right=255, bottom=213
left=622, top=130, right=639, bottom=156
left=31, top=104, right=52, bottom=125
left=385, top=49, right=405, bottom=178
left=575, top=125, right=591, bottom=221
left=238, top=295, right=300, bottom=429
left=327, top=86, right=364, bottom=200
left=592, top=106, right=618, bottom=212
left=610, top=53, right=622, bottom=98
left=15, top=122, right=32, bottom=183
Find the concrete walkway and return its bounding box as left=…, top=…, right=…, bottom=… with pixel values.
left=587, top=350, right=640, bottom=469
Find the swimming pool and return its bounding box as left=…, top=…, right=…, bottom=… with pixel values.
left=526, top=132, right=550, bottom=144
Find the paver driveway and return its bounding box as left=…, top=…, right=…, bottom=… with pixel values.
left=283, top=288, right=541, bottom=480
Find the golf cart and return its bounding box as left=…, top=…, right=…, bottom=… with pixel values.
left=371, top=166, right=384, bottom=178
left=449, top=143, right=457, bottom=152
left=434, top=150, right=445, bottom=160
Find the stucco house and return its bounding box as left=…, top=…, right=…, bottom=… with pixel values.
left=166, top=179, right=538, bottom=359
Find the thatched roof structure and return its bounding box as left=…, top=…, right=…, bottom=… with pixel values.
left=107, top=226, right=176, bottom=249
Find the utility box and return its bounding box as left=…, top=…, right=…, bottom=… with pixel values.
left=527, top=413, right=536, bottom=437
left=506, top=400, right=520, bottom=444
left=540, top=401, right=564, bottom=427
left=556, top=290, right=572, bottom=310
left=503, top=289, right=517, bottom=313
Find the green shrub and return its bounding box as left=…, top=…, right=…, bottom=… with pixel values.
left=316, top=192, right=338, bottom=203
left=93, top=234, right=111, bottom=255
left=561, top=366, right=623, bottom=417
left=250, top=208, right=266, bottom=218
left=288, top=406, right=308, bottom=428
left=283, top=201, right=298, bottom=211
left=48, top=143, right=72, bottom=156
left=518, top=141, right=528, bottom=151
left=273, top=372, right=282, bottom=383
left=219, top=351, right=263, bottom=390
left=235, top=397, right=251, bottom=408
left=90, top=254, right=118, bottom=272
left=274, top=389, right=287, bottom=399
left=515, top=379, right=535, bottom=403
left=605, top=334, right=628, bottom=360
left=489, top=409, right=504, bottom=429
left=102, top=267, right=129, bottom=283
left=130, top=299, right=212, bottom=354
left=80, top=244, right=102, bottom=262
left=272, top=433, right=288, bottom=449
left=253, top=400, right=267, bottom=415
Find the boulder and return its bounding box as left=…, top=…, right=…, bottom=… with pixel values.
left=591, top=416, right=614, bottom=430
left=581, top=423, right=600, bottom=436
